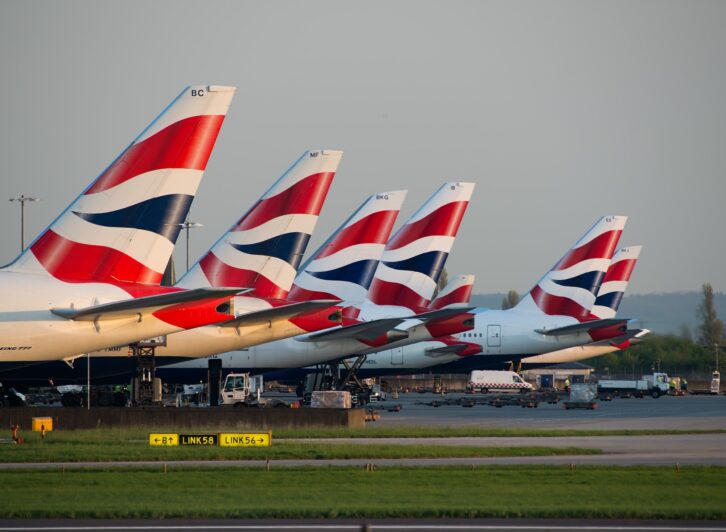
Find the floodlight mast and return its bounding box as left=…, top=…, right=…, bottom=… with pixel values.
left=9, top=195, right=40, bottom=252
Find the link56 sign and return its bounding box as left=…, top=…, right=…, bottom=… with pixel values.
left=219, top=432, right=271, bottom=447
left=148, top=432, right=271, bottom=447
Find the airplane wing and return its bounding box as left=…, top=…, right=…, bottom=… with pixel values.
left=535, top=318, right=628, bottom=336
left=218, top=299, right=341, bottom=328
left=51, top=288, right=246, bottom=321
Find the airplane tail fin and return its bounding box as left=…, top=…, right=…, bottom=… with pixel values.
left=177, top=150, right=341, bottom=299
left=591, top=245, right=642, bottom=319
left=288, top=190, right=406, bottom=303
left=6, top=85, right=235, bottom=286
left=516, top=216, right=627, bottom=321
left=429, top=274, right=475, bottom=310
left=364, top=181, right=475, bottom=312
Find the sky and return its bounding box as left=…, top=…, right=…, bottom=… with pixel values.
left=0, top=0, right=724, bottom=295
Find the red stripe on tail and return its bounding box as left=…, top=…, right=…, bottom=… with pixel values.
left=387, top=201, right=469, bottom=250
left=316, top=210, right=399, bottom=259
left=232, top=172, right=335, bottom=232
left=603, top=258, right=637, bottom=283
left=430, top=285, right=473, bottom=310
left=86, top=115, right=226, bottom=194
left=530, top=285, right=591, bottom=322
left=367, top=278, right=430, bottom=309
left=31, top=230, right=163, bottom=285
left=198, top=252, right=288, bottom=299
left=554, top=230, right=622, bottom=271
left=288, top=284, right=340, bottom=302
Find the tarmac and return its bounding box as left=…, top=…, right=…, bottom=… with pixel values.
left=369, top=392, right=726, bottom=430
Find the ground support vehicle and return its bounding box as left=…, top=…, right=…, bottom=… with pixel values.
left=597, top=372, right=670, bottom=399
left=221, top=373, right=282, bottom=406
left=467, top=370, right=534, bottom=394
left=488, top=393, right=539, bottom=408
left=562, top=400, right=598, bottom=410
left=562, top=383, right=598, bottom=409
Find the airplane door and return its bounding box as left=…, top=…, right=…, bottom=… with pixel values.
left=487, top=325, right=501, bottom=347
left=391, top=347, right=403, bottom=365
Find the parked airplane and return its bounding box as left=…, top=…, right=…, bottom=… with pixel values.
left=0, top=150, right=346, bottom=384
left=0, top=85, right=244, bottom=363
left=355, top=216, right=632, bottom=375
left=518, top=245, right=648, bottom=368
left=157, top=182, right=475, bottom=380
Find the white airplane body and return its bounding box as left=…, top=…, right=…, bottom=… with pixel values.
left=0, top=85, right=239, bottom=362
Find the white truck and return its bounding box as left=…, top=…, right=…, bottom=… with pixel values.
left=597, top=372, right=670, bottom=399
left=467, top=370, right=534, bottom=394
left=221, top=373, right=263, bottom=405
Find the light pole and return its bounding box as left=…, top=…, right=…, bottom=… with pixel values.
left=176, top=219, right=203, bottom=271
left=716, top=343, right=720, bottom=373
left=9, top=195, right=39, bottom=252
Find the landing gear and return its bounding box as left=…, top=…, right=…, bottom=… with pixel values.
left=303, top=355, right=371, bottom=406
left=130, top=337, right=166, bottom=406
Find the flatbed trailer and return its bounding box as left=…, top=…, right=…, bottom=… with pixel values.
left=597, top=372, right=670, bottom=399
left=562, top=400, right=598, bottom=410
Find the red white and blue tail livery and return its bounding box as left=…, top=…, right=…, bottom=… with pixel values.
left=7, top=86, right=234, bottom=287
left=516, top=216, right=627, bottom=322
left=177, top=150, right=341, bottom=299
left=361, top=182, right=475, bottom=319
left=288, top=190, right=406, bottom=304
left=429, top=274, right=475, bottom=310
left=591, top=246, right=642, bottom=319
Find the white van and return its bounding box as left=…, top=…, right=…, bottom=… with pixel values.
left=467, top=370, right=533, bottom=394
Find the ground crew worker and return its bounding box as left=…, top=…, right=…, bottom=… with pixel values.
left=564, top=377, right=571, bottom=392
left=681, top=378, right=688, bottom=391
left=669, top=378, right=677, bottom=391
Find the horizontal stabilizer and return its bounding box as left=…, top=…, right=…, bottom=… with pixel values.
left=535, top=318, right=628, bottom=336
left=399, top=306, right=476, bottom=333
left=301, top=318, right=406, bottom=342
left=218, top=299, right=341, bottom=328
left=425, top=344, right=466, bottom=355
left=51, top=288, right=246, bottom=321
left=410, top=306, right=475, bottom=322
left=589, top=328, right=651, bottom=347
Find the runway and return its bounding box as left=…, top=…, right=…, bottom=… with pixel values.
left=0, top=519, right=725, bottom=531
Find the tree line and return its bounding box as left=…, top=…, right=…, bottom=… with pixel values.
left=587, top=283, right=724, bottom=378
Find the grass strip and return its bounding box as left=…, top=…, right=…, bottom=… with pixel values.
left=10, top=426, right=726, bottom=444
left=0, top=465, right=723, bottom=519
left=0, top=430, right=599, bottom=462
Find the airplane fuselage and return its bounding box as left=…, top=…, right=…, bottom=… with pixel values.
left=0, top=271, right=227, bottom=362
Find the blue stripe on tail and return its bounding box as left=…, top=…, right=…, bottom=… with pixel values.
left=230, top=232, right=311, bottom=269
left=552, top=270, right=605, bottom=295
left=308, top=259, right=379, bottom=288
left=73, top=194, right=193, bottom=242
left=382, top=250, right=448, bottom=279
